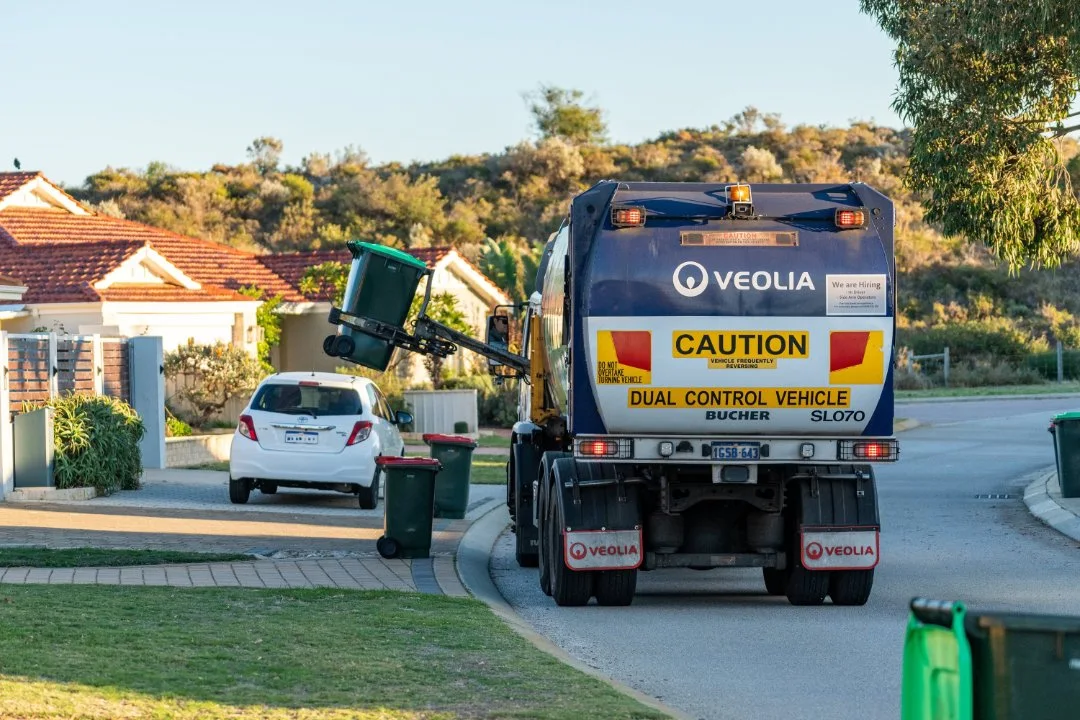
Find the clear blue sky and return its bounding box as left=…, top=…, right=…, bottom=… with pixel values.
left=4, top=0, right=903, bottom=187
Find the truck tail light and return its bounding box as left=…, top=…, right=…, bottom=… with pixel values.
left=838, top=439, right=899, bottom=461
left=835, top=208, right=868, bottom=228
left=575, top=437, right=634, bottom=459
left=346, top=421, right=373, bottom=446
left=611, top=206, right=646, bottom=227
left=238, top=414, right=258, bottom=441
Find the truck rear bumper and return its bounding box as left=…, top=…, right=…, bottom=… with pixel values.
left=572, top=435, right=899, bottom=464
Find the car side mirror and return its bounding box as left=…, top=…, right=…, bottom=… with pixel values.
left=394, top=410, right=413, bottom=427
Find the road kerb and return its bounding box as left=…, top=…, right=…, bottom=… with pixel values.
left=1023, top=466, right=1080, bottom=543
left=457, top=503, right=692, bottom=720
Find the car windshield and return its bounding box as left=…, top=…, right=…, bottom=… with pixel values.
left=251, top=383, right=362, bottom=417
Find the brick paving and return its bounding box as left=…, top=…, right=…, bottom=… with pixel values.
left=0, top=471, right=500, bottom=596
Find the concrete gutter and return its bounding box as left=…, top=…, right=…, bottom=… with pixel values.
left=1023, top=467, right=1080, bottom=543
left=457, top=503, right=692, bottom=720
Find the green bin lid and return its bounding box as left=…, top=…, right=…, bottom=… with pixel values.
left=1053, top=411, right=1080, bottom=421
left=348, top=240, right=429, bottom=272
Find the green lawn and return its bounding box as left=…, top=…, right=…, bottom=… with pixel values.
left=0, top=548, right=250, bottom=568
left=471, top=457, right=507, bottom=485
left=896, top=382, right=1080, bottom=400
left=477, top=434, right=511, bottom=449
left=0, top=586, right=665, bottom=720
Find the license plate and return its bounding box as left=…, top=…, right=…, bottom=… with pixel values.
left=711, top=441, right=760, bottom=461
left=284, top=431, right=319, bottom=445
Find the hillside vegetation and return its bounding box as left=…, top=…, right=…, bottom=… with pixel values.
left=67, top=94, right=1080, bottom=385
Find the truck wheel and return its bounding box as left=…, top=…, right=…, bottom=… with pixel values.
left=762, top=568, right=786, bottom=596
left=537, top=480, right=552, bottom=596
left=548, top=493, right=593, bottom=606
left=785, top=563, right=829, bottom=606
left=514, top=470, right=538, bottom=568
left=593, top=570, right=637, bottom=606
left=829, top=570, right=875, bottom=606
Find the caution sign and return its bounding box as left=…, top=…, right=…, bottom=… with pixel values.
left=628, top=387, right=850, bottom=409
left=596, top=331, right=651, bottom=385
left=830, top=331, right=884, bottom=385
left=674, top=331, right=808, bottom=370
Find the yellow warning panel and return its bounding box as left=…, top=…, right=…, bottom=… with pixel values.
left=674, top=331, right=809, bottom=368
left=628, top=387, right=851, bottom=409
left=596, top=330, right=651, bottom=385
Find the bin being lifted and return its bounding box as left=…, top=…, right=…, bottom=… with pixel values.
left=326, top=180, right=901, bottom=608
left=324, top=240, right=529, bottom=375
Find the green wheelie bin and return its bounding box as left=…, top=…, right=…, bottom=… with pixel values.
left=324, top=240, right=429, bottom=371
left=902, top=597, right=1080, bottom=720
left=1049, top=411, right=1080, bottom=498
left=422, top=434, right=478, bottom=519
left=374, top=456, right=442, bottom=559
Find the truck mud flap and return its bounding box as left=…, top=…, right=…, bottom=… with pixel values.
left=795, top=466, right=880, bottom=571
left=550, top=458, right=643, bottom=571
left=550, top=458, right=641, bottom=534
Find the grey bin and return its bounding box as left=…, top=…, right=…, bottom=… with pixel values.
left=13, top=407, right=55, bottom=488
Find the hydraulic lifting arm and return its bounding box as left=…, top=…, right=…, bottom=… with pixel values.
left=326, top=274, right=531, bottom=376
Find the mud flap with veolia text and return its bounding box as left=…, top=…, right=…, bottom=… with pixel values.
left=795, top=465, right=880, bottom=572
left=550, top=457, right=643, bottom=571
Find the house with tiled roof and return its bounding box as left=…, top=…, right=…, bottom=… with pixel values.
left=259, top=246, right=510, bottom=377
left=0, top=171, right=510, bottom=384
left=0, top=171, right=306, bottom=352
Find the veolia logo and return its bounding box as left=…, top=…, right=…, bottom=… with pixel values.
left=672, top=262, right=816, bottom=297
left=673, top=261, right=709, bottom=297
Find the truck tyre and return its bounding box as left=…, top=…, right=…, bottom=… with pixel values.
left=514, top=468, right=538, bottom=568
left=785, top=562, right=829, bottom=606
left=537, top=479, right=552, bottom=596
left=762, top=568, right=786, bottom=596
left=829, top=569, right=874, bottom=606
left=593, top=570, right=637, bottom=606
left=548, top=491, right=593, bottom=606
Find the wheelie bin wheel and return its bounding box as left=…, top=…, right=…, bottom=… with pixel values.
left=376, top=536, right=399, bottom=559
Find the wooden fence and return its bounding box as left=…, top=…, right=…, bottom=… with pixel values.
left=3, top=333, right=130, bottom=413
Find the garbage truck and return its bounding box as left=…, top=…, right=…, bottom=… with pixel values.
left=324, top=180, right=900, bottom=607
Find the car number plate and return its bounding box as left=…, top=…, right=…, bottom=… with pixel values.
left=285, top=430, right=319, bottom=445
left=711, top=441, right=760, bottom=461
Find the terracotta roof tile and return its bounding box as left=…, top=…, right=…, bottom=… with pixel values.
left=0, top=241, right=143, bottom=303
left=0, top=208, right=303, bottom=303
left=260, top=246, right=454, bottom=302
left=0, top=171, right=41, bottom=202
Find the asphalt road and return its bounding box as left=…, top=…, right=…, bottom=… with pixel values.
left=490, top=397, right=1080, bottom=720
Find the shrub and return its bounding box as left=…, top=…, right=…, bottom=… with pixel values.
left=164, top=342, right=264, bottom=427
left=26, top=394, right=145, bottom=494
left=896, top=319, right=1044, bottom=360
left=166, top=414, right=193, bottom=438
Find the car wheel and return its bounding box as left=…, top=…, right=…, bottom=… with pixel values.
left=358, top=472, right=379, bottom=510
left=229, top=478, right=250, bottom=504
left=260, top=482, right=278, bottom=495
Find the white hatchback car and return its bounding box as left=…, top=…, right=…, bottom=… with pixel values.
left=228, top=372, right=410, bottom=509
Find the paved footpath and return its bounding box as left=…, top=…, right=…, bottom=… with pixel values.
left=0, top=469, right=503, bottom=596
